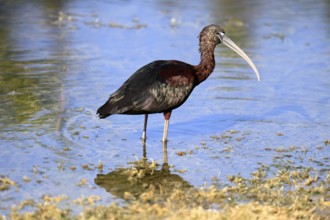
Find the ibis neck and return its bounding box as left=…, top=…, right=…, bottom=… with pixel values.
left=195, top=45, right=216, bottom=84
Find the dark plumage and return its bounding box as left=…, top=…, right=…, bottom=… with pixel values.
left=97, top=60, right=195, bottom=117
left=97, top=24, right=260, bottom=142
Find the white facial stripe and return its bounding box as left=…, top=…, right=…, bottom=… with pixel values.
left=217, top=34, right=223, bottom=43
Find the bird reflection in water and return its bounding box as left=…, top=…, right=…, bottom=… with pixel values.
left=94, top=142, right=192, bottom=200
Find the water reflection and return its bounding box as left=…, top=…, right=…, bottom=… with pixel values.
left=95, top=142, right=192, bottom=199
left=0, top=1, right=70, bottom=131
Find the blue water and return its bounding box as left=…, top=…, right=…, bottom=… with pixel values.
left=0, top=0, right=329, bottom=215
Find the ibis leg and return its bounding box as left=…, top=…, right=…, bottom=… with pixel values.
left=162, top=120, right=169, bottom=142
left=142, top=141, right=147, bottom=161
left=162, top=111, right=171, bottom=143
left=142, top=114, right=148, bottom=142
left=161, top=141, right=169, bottom=172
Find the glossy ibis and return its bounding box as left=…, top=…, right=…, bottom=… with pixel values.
left=97, top=24, right=260, bottom=143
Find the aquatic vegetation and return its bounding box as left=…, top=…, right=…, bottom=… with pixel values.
left=4, top=154, right=330, bottom=220
left=1, top=129, right=329, bottom=219
left=0, top=176, right=17, bottom=191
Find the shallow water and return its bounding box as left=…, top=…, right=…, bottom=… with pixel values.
left=1, top=0, right=330, bottom=215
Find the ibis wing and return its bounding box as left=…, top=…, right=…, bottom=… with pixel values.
left=97, top=60, right=196, bottom=117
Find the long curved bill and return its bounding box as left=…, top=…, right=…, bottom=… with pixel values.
left=220, top=34, right=261, bottom=81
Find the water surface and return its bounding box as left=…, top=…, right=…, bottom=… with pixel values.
left=0, top=0, right=329, bottom=215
